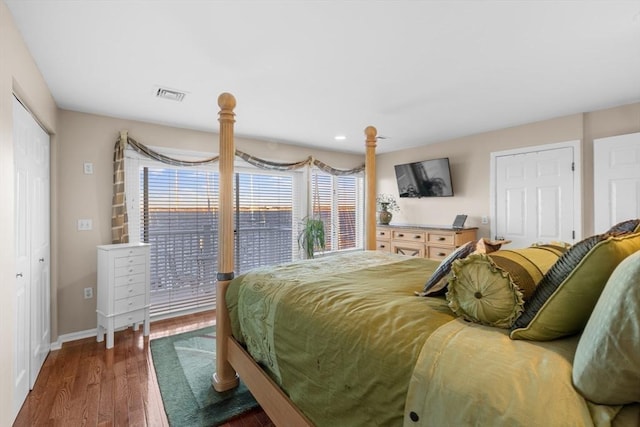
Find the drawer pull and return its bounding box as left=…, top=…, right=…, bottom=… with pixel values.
left=380, top=245, right=385, bottom=248
left=414, top=235, right=421, bottom=239
left=438, top=252, right=447, bottom=257
left=438, top=237, right=446, bottom=241
left=398, top=233, right=404, bottom=237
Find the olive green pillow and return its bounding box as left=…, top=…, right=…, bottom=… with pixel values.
left=510, top=232, right=640, bottom=341
left=445, top=245, right=566, bottom=328
left=419, top=238, right=509, bottom=297
left=572, top=250, right=640, bottom=405
left=447, top=254, right=523, bottom=328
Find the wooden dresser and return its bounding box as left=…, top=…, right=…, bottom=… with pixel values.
left=376, top=224, right=478, bottom=261
left=96, top=243, right=150, bottom=349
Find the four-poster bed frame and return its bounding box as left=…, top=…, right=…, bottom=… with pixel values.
left=212, top=92, right=378, bottom=425
left=204, top=93, right=639, bottom=426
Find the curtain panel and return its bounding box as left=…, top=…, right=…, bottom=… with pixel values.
left=111, top=133, right=129, bottom=244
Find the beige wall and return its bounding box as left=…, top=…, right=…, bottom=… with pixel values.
left=56, top=109, right=365, bottom=336
left=3, top=1, right=639, bottom=423
left=0, top=1, right=59, bottom=424
left=377, top=103, right=640, bottom=239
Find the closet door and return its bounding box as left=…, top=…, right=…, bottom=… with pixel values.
left=28, top=109, right=50, bottom=388
left=13, top=96, right=51, bottom=417
left=13, top=97, right=31, bottom=418
left=492, top=141, right=580, bottom=249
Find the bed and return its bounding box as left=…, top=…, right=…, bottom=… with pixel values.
left=212, top=93, right=640, bottom=426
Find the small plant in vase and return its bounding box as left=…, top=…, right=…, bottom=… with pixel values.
left=376, top=194, right=400, bottom=225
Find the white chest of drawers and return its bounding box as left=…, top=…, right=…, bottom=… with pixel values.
left=96, top=243, right=150, bottom=349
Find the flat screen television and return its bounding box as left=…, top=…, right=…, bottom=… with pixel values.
left=394, top=157, right=454, bottom=197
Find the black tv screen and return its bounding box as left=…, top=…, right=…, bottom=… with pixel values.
left=394, top=157, right=454, bottom=197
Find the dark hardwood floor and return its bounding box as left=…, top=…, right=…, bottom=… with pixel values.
left=13, top=311, right=274, bottom=427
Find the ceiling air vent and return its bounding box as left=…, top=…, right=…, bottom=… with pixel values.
left=155, top=87, right=186, bottom=102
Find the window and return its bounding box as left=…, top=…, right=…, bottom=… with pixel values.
left=235, top=171, right=301, bottom=272
left=140, top=166, right=219, bottom=316
left=311, top=169, right=364, bottom=252
left=125, top=148, right=362, bottom=318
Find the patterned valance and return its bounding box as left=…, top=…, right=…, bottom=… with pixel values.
left=124, top=132, right=365, bottom=175
left=313, top=158, right=365, bottom=176
left=235, top=150, right=311, bottom=170
left=128, top=136, right=220, bottom=166
left=235, top=150, right=365, bottom=175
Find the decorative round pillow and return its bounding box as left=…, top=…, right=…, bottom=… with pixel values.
left=446, top=254, right=524, bottom=329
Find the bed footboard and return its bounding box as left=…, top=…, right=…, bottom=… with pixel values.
left=228, top=337, right=314, bottom=425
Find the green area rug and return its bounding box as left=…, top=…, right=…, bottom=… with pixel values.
left=151, top=326, right=258, bottom=426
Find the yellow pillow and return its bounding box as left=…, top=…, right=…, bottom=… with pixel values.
left=510, top=232, right=640, bottom=341
left=488, top=245, right=567, bottom=300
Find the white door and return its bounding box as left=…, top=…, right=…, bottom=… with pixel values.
left=13, top=99, right=31, bottom=417
left=492, top=142, right=579, bottom=249
left=594, top=132, right=640, bottom=234
left=28, top=116, right=50, bottom=388
left=13, top=96, right=51, bottom=417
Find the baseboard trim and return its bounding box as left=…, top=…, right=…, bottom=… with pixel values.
left=51, top=307, right=215, bottom=350
left=50, top=328, right=97, bottom=350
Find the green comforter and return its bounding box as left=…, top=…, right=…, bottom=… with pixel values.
left=226, top=251, right=454, bottom=426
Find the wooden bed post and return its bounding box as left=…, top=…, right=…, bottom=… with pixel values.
left=213, top=92, right=240, bottom=392
left=365, top=126, right=377, bottom=250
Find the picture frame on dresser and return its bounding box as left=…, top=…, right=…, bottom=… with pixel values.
left=452, top=214, right=467, bottom=230
left=96, top=242, right=151, bottom=349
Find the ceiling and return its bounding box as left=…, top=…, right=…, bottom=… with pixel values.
left=6, top=1, right=640, bottom=154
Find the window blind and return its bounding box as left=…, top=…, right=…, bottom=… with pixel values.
left=132, top=158, right=303, bottom=317
left=311, top=169, right=364, bottom=252
left=235, top=170, right=299, bottom=273
left=141, top=166, right=219, bottom=316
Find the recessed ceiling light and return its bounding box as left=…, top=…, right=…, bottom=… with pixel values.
left=334, top=135, right=346, bottom=140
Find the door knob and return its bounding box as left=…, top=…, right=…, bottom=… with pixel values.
left=39, top=258, right=45, bottom=262
left=16, top=273, right=23, bottom=278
